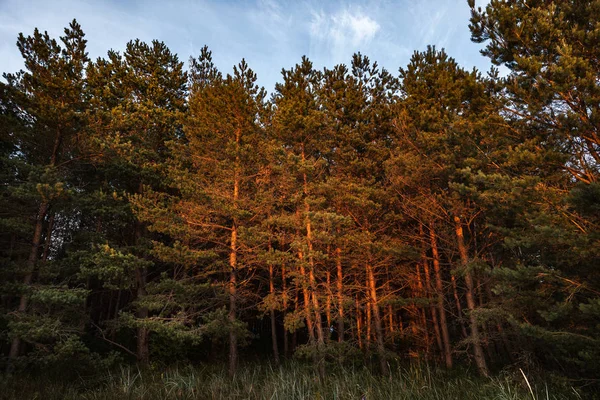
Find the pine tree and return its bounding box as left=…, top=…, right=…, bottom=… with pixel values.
left=470, top=0, right=600, bottom=379
left=469, top=0, right=600, bottom=183
left=2, top=20, right=90, bottom=370
left=85, top=39, right=187, bottom=364
left=132, top=47, right=268, bottom=376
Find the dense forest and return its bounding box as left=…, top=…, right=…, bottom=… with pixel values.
left=1, top=1, right=599, bottom=398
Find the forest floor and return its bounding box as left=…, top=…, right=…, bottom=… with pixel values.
left=0, top=361, right=588, bottom=400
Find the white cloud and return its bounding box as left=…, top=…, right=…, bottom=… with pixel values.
left=309, top=7, right=380, bottom=64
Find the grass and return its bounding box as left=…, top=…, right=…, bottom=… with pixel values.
left=0, top=361, right=587, bottom=400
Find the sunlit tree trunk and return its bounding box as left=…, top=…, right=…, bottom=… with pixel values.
left=366, top=279, right=372, bottom=346
left=430, top=223, right=452, bottom=368
left=269, top=260, right=279, bottom=365
left=325, top=270, right=332, bottom=341
left=228, top=128, right=241, bottom=377
left=385, top=266, right=395, bottom=343
left=356, top=294, right=363, bottom=349
left=367, top=262, right=387, bottom=375
left=336, top=247, right=344, bottom=342
left=297, top=249, right=315, bottom=344
left=454, top=215, right=489, bottom=377
left=420, top=224, right=443, bottom=356
left=282, top=265, right=289, bottom=357
left=301, top=146, right=325, bottom=378
left=415, top=264, right=430, bottom=353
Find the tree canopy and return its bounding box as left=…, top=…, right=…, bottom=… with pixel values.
left=1, top=5, right=599, bottom=392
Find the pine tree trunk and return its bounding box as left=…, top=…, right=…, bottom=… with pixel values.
left=228, top=129, right=242, bottom=376
left=8, top=201, right=49, bottom=365
left=430, top=224, right=453, bottom=368
left=134, top=182, right=150, bottom=366
left=308, top=263, right=325, bottom=377
left=301, top=146, right=325, bottom=378
left=366, top=263, right=387, bottom=375
left=228, top=275, right=237, bottom=374
left=454, top=215, right=489, bottom=377
left=415, top=264, right=430, bottom=353
left=41, top=214, right=55, bottom=262
left=356, top=294, right=363, bottom=349
left=298, top=251, right=315, bottom=343
left=451, top=274, right=468, bottom=339
left=336, top=247, right=344, bottom=342
left=296, top=209, right=315, bottom=344
left=366, top=283, right=372, bottom=346
left=421, top=230, right=443, bottom=356
left=269, top=262, right=279, bottom=365
left=135, top=265, right=150, bottom=365
left=420, top=223, right=442, bottom=355
left=326, top=270, right=332, bottom=341
left=292, top=284, right=299, bottom=352
left=431, top=306, right=443, bottom=354
left=229, top=224, right=238, bottom=377
left=385, top=266, right=394, bottom=344
left=386, top=304, right=394, bottom=339
left=282, top=265, right=289, bottom=357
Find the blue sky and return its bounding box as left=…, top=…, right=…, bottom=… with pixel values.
left=0, top=0, right=492, bottom=91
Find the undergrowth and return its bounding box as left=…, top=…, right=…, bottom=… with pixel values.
left=0, top=361, right=588, bottom=400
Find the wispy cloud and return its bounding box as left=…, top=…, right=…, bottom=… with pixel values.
left=309, top=7, right=380, bottom=65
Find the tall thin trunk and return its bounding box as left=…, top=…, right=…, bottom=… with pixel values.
left=398, top=313, right=404, bottom=335
left=269, top=262, right=279, bottom=365
left=301, top=146, right=324, bottom=378
left=309, top=263, right=325, bottom=378
left=228, top=128, right=241, bottom=377
left=408, top=279, right=419, bottom=344
left=419, top=224, right=442, bottom=356
left=325, top=270, right=332, bottom=341
left=228, top=256, right=237, bottom=377
left=292, top=283, right=299, bottom=352
left=282, top=265, right=289, bottom=357
left=477, top=276, right=493, bottom=360
left=305, top=190, right=324, bottom=346
left=430, top=223, right=452, bottom=368
left=366, top=282, right=372, bottom=345
left=298, top=250, right=315, bottom=343
left=415, top=264, right=430, bottom=352
left=366, top=263, right=387, bottom=375
left=454, top=215, right=489, bottom=377
left=385, top=266, right=394, bottom=342
left=387, top=305, right=394, bottom=338
left=431, top=305, right=443, bottom=354
left=135, top=264, right=149, bottom=365
left=355, top=294, right=363, bottom=349
left=135, top=183, right=150, bottom=366
left=8, top=201, right=49, bottom=364
left=451, top=274, right=468, bottom=338
left=41, top=214, right=55, bottom=263
left=336, top=247, right=344, bottom=342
